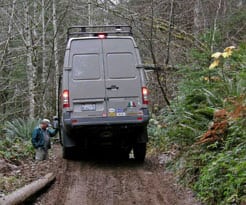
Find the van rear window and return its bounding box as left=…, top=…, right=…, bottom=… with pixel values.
left=107, top=53, right=136, bottom=79
left=72, top=54, right=100, bottom=80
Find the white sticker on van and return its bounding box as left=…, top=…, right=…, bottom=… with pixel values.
left=117, top=112, right=126, bottom=116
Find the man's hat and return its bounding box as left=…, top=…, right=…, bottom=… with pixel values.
left=41, top=119, right=50, bottom=125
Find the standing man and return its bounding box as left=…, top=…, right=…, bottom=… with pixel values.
left=32, top=119, right=58, bottom=160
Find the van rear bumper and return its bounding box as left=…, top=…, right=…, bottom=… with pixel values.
left=63, top=113, right=149, bottom=130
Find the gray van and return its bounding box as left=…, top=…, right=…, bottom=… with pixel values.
left=61, top=25, right=149, bottom=161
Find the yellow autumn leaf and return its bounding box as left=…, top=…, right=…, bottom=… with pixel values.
left=222, top=46, right=235, bottom=58
left=224, top=46, right=236, bottom=52
left=222, top=51, right=232, bottom=58
left=209, top=59, right=220, bottom=69
left=211, top=52, right=222, bottom=59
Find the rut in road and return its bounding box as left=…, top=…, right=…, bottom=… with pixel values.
left=35, top=154, right=200, bottom=205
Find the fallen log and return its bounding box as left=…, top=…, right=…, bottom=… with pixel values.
left=0, top=173, right=55, bottom=205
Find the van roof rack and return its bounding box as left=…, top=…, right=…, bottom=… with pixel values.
left=67, top=25, right=132, bottom=40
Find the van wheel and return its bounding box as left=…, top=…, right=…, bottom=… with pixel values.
left=119, top=149, right=130, bottom=160
left=133, top=143, right=146, bottom=162
left=62, top=147, right=74, bottom=159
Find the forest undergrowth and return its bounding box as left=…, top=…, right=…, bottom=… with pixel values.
left=148, top=43, right=246, bottom=205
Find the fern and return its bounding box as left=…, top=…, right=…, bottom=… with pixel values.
left=4, top=118, right=39, bottom=140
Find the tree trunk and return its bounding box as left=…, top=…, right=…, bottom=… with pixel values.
left=24, top=2, right=36, bottom=119
left=88, top=0, right=92, bottom=25
left=0, top=0, right=16, bottom=70
left=0, top=0, right=16, bottom=117
left=0, top=173, right=55, bottom=205
left=237, top=0, right=243, bottom=7
left=42, top=0, right=48, bottom=114
left=53, top=0, right=59, bottom=117
left=211, top=0, right=222, bottom=52
left=149, top=0, right=172, bottom=110
left=193, top=0, right=206, bottom=37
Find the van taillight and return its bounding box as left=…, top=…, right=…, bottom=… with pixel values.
left=97, top=33, right=107, bottom=39
left=142, top=87, right=149, bottom=105
left=62, top=90, right=70, bottom=108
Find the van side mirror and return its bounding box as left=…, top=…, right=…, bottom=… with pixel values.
left=53, top=116, right=59, bottom=129
left=136, top=64, right=161, bottom=71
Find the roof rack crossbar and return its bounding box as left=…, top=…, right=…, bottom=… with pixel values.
left=67, top=25, right=132, bottom=40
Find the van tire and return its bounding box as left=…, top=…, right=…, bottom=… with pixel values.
left=120, top=150, right=130, bottom=160
left=62, top=147, right=74, bottom=159
left=133, top=143, right=146, bottom=162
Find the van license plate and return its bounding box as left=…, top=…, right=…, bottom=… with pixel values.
left=81, top=104, right=96, bottom=111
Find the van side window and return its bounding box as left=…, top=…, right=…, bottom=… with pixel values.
left=72, top=54, right=100, bottom=80
left=106, top=53, right=136, bottom=79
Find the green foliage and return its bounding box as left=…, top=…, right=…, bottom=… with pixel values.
left=0, top=175, right=22, bottom=194
left=3, top=118, right=39, bottom=140
left=149, top=43, right=246, bottom=204
left=149, top=86, right=218, bottom=149
left=194, top=117, right=246, bottom=205
left=0, top=118, right=38, bottom=161
left=0, top=137, right=35, bottom=162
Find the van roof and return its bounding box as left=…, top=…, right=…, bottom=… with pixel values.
left=67, top=25, right=132, bottom=40
left=66, top=36, right=137, bottom=50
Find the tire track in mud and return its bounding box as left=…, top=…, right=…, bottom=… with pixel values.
left=35, top=151, right=200, bottom=205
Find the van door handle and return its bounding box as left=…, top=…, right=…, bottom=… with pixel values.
left=106, top=85, right=119, bottom=90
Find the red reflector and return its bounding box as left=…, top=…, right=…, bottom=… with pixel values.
left=142, top=87, right=149, bottom=105
left=137, top=117, right=143, bottom=121
left=62, top=90, right=70, bottom=108
left=71, top=119, right=78, bottom=124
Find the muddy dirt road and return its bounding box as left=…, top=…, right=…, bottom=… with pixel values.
left=34, top=147, right=200, bottom=205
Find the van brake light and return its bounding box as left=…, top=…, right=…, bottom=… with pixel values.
left=142, top=87, right=149, bottom=105
left=62, top=90, right=70, bottom=108
left=97, top=33, right=107, bottom=39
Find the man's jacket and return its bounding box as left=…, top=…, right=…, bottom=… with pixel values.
left=31, top=126, right=58, bottom=149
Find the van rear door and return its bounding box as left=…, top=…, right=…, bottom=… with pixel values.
left=69, top=39, right=106, bottom=118
left=103, top=38, right=143, bottom=118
